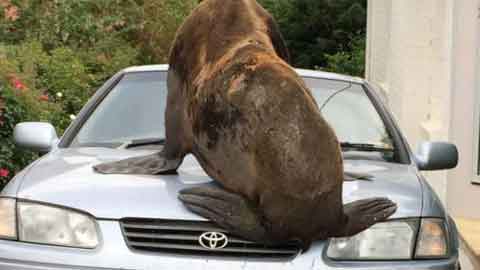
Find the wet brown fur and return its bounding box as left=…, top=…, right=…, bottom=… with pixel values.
left=166, top=0, right=346, bottom=242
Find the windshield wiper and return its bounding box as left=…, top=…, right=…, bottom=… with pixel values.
left=341, top=142, right=394, bottom=153
left=118, top=138, right=166, bottom=149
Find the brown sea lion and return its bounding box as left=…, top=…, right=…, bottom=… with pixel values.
left=94, top=0, right=396, bottom=247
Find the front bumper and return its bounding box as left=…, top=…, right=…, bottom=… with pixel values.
left=0, top=220, right=459, bottom=270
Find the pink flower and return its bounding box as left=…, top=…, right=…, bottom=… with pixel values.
left=10, top=78, right=26, bottom=90
left=0, top=169, right=9, bottom=178
left=4, top=5, right=19, bottom=21
left=39, top=94, right=49, bottom=101
left=14, top=81, right=25, bottom=90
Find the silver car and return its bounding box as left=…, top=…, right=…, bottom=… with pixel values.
left=1, top=65, right=460, bottom=270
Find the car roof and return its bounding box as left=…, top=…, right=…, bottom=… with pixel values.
left=122, top=64, right=365, bottom=84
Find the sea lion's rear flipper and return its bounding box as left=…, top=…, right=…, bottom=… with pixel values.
left=343, top=171, right=373, bottom=181
left=93, top=152, right=182, bottom=175
left=178, top=186, right=272, bottom=243
left=333, top=198, right=397, bottom=238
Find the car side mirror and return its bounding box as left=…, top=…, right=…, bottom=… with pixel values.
left=415, top=141, right=458, bottom=171
left=14, top=122, right=59, bottom=153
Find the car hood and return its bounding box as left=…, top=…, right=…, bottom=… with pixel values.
left=14, top=148, right=422, bottom=220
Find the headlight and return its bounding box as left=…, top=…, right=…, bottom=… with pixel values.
left=0, top=198, right=99, bottom=249
left=0, top=198, right=17, bottom=240
left=327, top=219, right=418, bottom=260
left=327, top=218, right=449, bottom=260
left=415, top=219, right=448, bottom=259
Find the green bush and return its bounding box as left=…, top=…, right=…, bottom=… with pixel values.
left=137, top=0, right=197, bottom=63
left=0, top=0, right=196, bottom=184
left=258, top=0, right=367, bottom=72
left=324, top=35, right=366, bottom=77
left=0, top=81, right=41, bottom=186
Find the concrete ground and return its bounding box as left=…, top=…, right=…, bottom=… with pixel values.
left=460, top=242, right=479, bottom=270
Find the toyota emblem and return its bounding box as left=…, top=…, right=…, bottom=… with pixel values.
left=198, top=232, right=229, bottom=250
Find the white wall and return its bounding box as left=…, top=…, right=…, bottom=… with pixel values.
left=367, top=0, right=480, bottom=219
left=366, top=0, right=454, bottom=202
left=446, top=0, right=480, bottom=219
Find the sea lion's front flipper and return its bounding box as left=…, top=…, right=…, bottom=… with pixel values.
left=178, top=186, right=272, bottom=243
left=93, top=152, right=182, bottom=175
left=333, top=198, right=397, bottom=237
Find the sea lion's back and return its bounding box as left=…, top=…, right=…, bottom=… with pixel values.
left=247, top=61, right=343, bottom=198
left=190, top=45, right=343, bottom=198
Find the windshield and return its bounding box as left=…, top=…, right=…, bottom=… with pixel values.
left=70, top=71, right=394, bottom=153
left=303, top=77, right=393, bottom=149
left=71, top=72, right=167, bottom=148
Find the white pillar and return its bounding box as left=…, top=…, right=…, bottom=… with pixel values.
left=366, top=0, right=454, bottom=202
left=446, top=0, right=480, bottom=219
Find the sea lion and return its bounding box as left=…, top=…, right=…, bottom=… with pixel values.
left=94, top=0, right=396, bottom=247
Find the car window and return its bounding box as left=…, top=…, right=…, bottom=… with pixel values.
left=70, top=72, right=393, bottom=152
left=303, top=77, right=393, bottom=149
left=70, top=72, right=167, bottom=147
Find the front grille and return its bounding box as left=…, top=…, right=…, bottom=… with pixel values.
left=120, top=218, right=301, bottom=259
